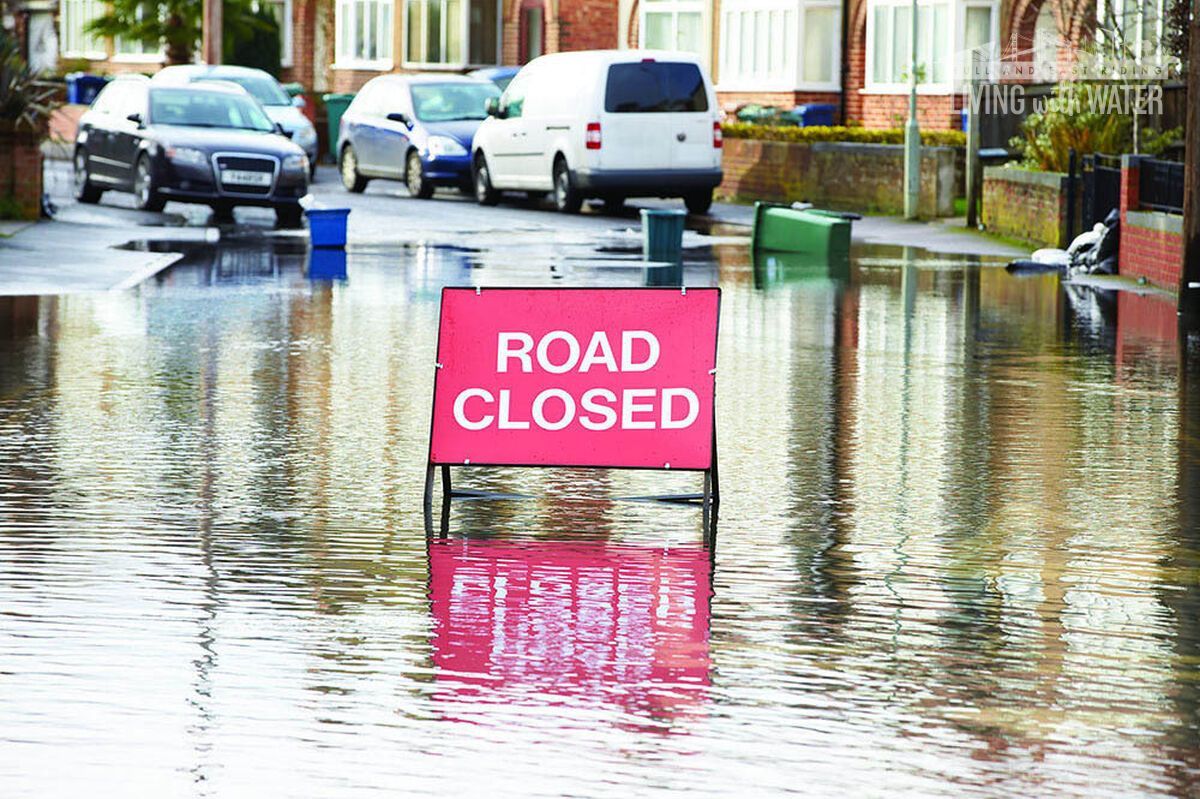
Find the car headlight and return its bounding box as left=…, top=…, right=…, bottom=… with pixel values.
left=294, top=124, right=317, bottom=148
left=427, top=135, right=467, bottom=158
left=283, top=153, right=309, bottom=173
left=166, top=146, right=207, bottom=167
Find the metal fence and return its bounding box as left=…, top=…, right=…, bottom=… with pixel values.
left=1139, top=157, right=1185, bottom=214
left=1082, top=154, right=1122, bottom=229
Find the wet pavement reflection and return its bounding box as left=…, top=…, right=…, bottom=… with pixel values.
left=1, top=235, right=1198, bottom=796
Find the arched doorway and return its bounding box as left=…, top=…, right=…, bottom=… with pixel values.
left=518, top=0, right=545, bottom=63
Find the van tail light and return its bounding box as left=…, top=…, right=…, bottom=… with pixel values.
left=586, top=122, right=602, bottom=150
left=713, top=121, right=723, bottom=149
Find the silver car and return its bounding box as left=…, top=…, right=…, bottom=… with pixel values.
left=151, top=65, right=319, bottom=177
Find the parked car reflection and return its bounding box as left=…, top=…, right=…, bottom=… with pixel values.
left=428, top=537, right=712, bottom=727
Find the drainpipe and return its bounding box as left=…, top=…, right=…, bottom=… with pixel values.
left=838, top=0, right=850, bottom=124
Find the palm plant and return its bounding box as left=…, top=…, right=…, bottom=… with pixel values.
left=86, top=0, right=273, bottom=66
left=0, top=32, right=58, bottom=132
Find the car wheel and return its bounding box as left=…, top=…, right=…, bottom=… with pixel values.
left=73, top=149, right=103, bottom=204
left=275, top=204, right=304, bottom=229
left=406, top=150, right=434, bottom=199
left=133, top=154, right=166, bottom=213
left=552, top=158, right=582, bottom=214
left=340, top=144, right=368, bottom=193
left=473, top=153, right=500, bottom=206
left=684, top=189, right=713, bottom=215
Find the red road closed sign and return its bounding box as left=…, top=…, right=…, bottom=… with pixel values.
left=428, top=288, right=720, bottom=470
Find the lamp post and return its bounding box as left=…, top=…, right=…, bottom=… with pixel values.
left=903, top=0, right=920, bottom=219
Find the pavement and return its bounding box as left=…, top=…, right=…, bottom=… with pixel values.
left=0, top=158, right=1026, bottom=296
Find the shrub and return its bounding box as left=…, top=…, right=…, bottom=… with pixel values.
left=721, top=122, right=966, bottom=147
left=1010, top=83, right=1182, bottom=172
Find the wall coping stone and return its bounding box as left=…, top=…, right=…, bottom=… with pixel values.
left=1126, top=209, right=1184, bottom=235
left=983, top=165, right=1067, bottom=190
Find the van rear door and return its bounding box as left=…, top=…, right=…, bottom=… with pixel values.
left=598, top=61, right=714, bottom=172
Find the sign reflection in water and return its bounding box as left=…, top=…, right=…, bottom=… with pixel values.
left=428, top=538, right=713, bottom=726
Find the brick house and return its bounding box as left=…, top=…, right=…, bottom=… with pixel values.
left=614, top=0, right=1100, bottom=127
left=43, top=0, right=1117, bottom=130
left=40, top=0, right=617, bottom=93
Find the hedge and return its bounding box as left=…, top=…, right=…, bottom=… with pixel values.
left=722, top=122, right=967, bottom=147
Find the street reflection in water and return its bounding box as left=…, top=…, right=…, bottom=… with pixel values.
left=1, top=237, right=1198, bottom=797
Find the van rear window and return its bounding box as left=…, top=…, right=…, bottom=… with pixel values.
left=604, top=62, right=708, bottom=113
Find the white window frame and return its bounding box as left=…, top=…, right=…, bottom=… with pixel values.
left=959, top=1, right=998, bottom=83
left=402, top=0, right=502, bottom=69
left=59, top=0, right=108, bottom=60
left=639, top=0, right=708, bottom=65
left=111, top=1, right=166, bottom=63
left=1097, top=0, right=1166, bottom=65
left=334, top=0, right=395, bottom=71
left=254, top=0, right=294, bottom=68
left=716, top=0, right=840, bottom=92
left=864, top=0, right=996, bottom=94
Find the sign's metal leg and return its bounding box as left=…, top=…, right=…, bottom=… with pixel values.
left=441, top=464, right=451, bottom=499
left=709, top=426, right=720, bottom=512
left=423, top=464, right=435, bottom=515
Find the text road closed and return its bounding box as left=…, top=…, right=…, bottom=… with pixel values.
left=429, top=288, right=720, bottom=469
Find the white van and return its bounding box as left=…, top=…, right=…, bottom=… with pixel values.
left=470, top=50, right=723, bottom=214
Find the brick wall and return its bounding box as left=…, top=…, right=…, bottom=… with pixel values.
left=1, top=126, right=45, bottom=221
left=719, top=137, right=957, bottom=217
left=558, top=0, right=618, bottom=50
left=982, top=166, right=1079, bottom=247
left=858, top=93, right=964, bottom=131
left=1119, top=155, right=1184, bottom=290
left=48, top=105, right=86, bottom=144
left=716, top=91, right=841, bottom=118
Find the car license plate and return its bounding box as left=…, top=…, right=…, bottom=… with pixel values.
left=221, top=169, right=272, bottom=186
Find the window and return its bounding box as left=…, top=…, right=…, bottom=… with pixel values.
left=410, top=81, right=498, bottom=121
left=60, top=0, right=106, bottom=59
left=963, top=4, right=995, bottom=79
left=718, top=0, right=838, bottom=90
left=520, top=0, right=543, bottom=63
left=405, top=0, right=499, bottom=66
left=640, top=0, right=705, bottom=56
left=149, top=88, right=274, bottom=132
left=605, top=62, right=708, bottom=112
left=1097, top=0, right=1168, bottom=63
left=255, top=0, right=294, bottom=68
left=335, top=0, right=394, bottom=68
left=113, top=2, right=163, bottom=61
left=867, top=0, right=949, bottom=86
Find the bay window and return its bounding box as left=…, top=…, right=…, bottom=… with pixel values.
left=60, top=0, right=106, bottom=59
left=640, top=0, right=705, bottom=57
left=335, top=0, right=394, bottom=68
left=866, top=0, right=997, bottom=89
left=405, top=0, right=500, bottom=67
left=718, top=0, right=839, bottom=90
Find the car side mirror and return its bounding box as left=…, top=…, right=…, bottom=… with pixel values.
left=291, top=94, right=306, bottom=109
left=386, top=112, right=412, bottom=127
left=485, top=97, right=503, bottom=119
left=126, top=112, right=143, bottom=126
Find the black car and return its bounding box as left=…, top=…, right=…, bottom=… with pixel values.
left=73, top=77, right=310, bottom=226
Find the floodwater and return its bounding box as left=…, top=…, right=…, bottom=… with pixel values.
left=2, top=233, right=1199, bottom=797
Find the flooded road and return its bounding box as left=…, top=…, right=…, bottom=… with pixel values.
left=1, top=235, right=1198, bottom=796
